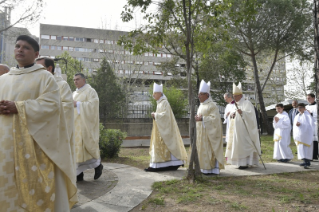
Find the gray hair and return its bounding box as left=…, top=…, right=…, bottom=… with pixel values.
left=224, top=93, right=232, bottom=98
left=0, top=64, right=10, bottom=71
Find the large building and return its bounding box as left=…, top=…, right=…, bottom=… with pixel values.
left=39, top=24, right=286, bottom=108
left=39, top=24, right=187, bottom=106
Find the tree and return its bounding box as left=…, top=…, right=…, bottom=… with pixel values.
left=56, top=51, right=83, bottom=91
left=285, top=61, right=313, bottom=100
left=91, top=58, right=126, bottom=121
left=0, top=0, right=43, bottom=33
left=149, top=85, right=188, bottom=118
left=120, top=0, right=255, bottom=181
left=230, top=0, right=312, bottom=133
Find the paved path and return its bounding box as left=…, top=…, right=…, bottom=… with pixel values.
left=71, top=161, right=319, bottom=212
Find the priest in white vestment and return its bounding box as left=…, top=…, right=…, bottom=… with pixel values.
left=195, top=80, right=224, bottom=175
left=73, top=73, right=103, bottom=181
left=225, top=82, right=261, bottom=169
left=0, top=35, right=77, bottom=212
left=145, top=83, right=188, bottom=172
left=294, top=103, right=314, bottom=168
left=306, top=93, right=318, bottom=160
left=223, top=93, right=235, bottom=143
left=273, top=103, right=293, bottom=162
left=36, top=57, right=76, bottom=168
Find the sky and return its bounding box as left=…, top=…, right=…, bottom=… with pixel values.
left=15, top=0, right=144, bottom=36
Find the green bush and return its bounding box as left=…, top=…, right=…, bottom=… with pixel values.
left=99, top=123, right=127, bottom=158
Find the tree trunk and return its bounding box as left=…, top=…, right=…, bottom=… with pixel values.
left=183, top=0, right=201, bottom=182
left=251, top=54, right=272, bottom=134
left=313, top=0, right=319, bottom=144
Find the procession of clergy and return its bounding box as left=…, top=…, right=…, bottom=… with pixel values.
left=0, top=35, right=318, bottom=211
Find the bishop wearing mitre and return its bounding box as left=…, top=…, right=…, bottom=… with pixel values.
left=145, top=83, right=188, bottom=171
left=195, top=80, right=225, bottom=175
left=225, top=82, right=261, bottom=169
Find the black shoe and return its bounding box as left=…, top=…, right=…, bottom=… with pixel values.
left=306, top=160, right=311, bottom=166
left=281, top=159, right=290, bottom=163
left=168, top=165, right=181, bottom=171
left=299, top=162, right=306, bottom=166
left=144, top=167, right=156, bottom=172
left=277, top=159, right=284, bottom=162
left=238, top=166, right=248, bottom=169
left=77, top=172, right=84, bottom=182
left=94, top=164, right=103, bottom=180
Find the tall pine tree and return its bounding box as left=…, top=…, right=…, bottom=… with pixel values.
left=91, top=58, right=125, bottom=121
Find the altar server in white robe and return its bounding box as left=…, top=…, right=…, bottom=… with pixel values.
left=273, top=103, right=294, bottom=162
left=0, top=64, right=10, bottom=76
left=73, top=73, right=103, bottom=181
left=145, top=83, right=188, bottom=172
left=0, top=35, right=77, bottom=212
left=306, top=93, right=318, bottom=160
left=195, top=80, right=224, bottom=175
left=225, top=82, right=261, bottom=169
left=294, top=103, right=314, bottom=168
left=223, top=93, right=235, bottom=143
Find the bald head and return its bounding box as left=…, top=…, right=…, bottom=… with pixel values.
left=0, top=64, right=10, bottom=76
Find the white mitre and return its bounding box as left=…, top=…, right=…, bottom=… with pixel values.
left=199, top=80, right=211, bottom=95
left=233, top=82, right=243, bottom=95
left=153, top=82, right=163, bottom=93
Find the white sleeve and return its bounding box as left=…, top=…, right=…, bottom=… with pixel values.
left=76, top=101, right=81, bottom=114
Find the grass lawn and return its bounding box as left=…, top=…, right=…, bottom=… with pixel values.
left=105, top=135, right=319, bottom=212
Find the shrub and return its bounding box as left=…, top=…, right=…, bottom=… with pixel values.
left=99, top=123, right=127, bottom=158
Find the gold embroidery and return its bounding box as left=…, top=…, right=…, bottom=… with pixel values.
left=14, top=101, right=55, bottom=212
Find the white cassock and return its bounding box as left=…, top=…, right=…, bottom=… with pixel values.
left=306, top=104, right=318, bottom=141
left=293, top=111, right=314, bottom=160
left=225, top=97, right=261, bottom=166
left=273, top=111, right=293, bottom=160
left=223, top=103, right=235, bottom=143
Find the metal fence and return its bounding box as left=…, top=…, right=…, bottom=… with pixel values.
left=122, top=104, right=225, bottom=119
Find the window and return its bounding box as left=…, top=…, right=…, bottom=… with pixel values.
left=63, top=37, right=68, bottom=41
left=57, top=46, right=62, bottom=50
left=180, top=64, right=186, bottom=67
left=125, top=70, right=131, bottom=75
left=63, top=46, right=68, bottom=50
left=74, top=48, right=80, bottom=51
left=126, top=61, right=133, bottom=64
left=84, top=58, right=91, bottom=62
left=50, top=46, right=56, bottom=50
left=154, top=71, right=162, bottom=75
left=144, top=62, right=149, bottom=65
left=69, top=47, right=74, bottom=51
left=86, top=38, right=92, bottom=42
left=75, top=37, right=84, bottom=42
left=77, top=57, right=84, bottom=61
left=51, top=35, right=56, bottom=40
left=41, top=45, right=49, bottom=49
left=135, top=61, right=143, bottom=65
left=99, top=49, right=104, bottom=53
left=156, top=53, right=161, bottom=57
left=107, top=50, right=113, bottom=53
left=154, top=62, right=161, bottom=66
left=41, top=35, right=50, bottom=39
left=106, top=40, right=112, bottom=44
left=79, top=48, right=86, bottom=52
left=93, top=58, right=99, bottom=62
left=144, top=52, right=149, bottom=56
left=119, top=70, right=124, bottom=74
left=168, top=72, right=172, bottom=76
left=167, top=54, right=171, bottom=58
left=99, top=39, right=104, bottom=43
left=94, top=39, right=99, bottom=43
left=162, top=53, right=167, bottom=58
left=68, top=37, right=74, bottom=41
left=57, top=36, right=62, bottom=40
